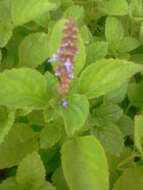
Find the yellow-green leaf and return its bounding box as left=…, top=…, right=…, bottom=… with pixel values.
left=61, top=136, right=109, bottom=190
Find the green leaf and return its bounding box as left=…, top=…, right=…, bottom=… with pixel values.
left=80, top=25, right=93, bottom=45
left=61, top=94, right=89, bottom=136
left=0, top=50, right=2, bottom=63
left=107, top=147, right=133, bottom=172
left=79, top=59, right=143, bottom=99
left=48, top=19, right=86, bottom=74
left=87, top=41, right=108, bottom=64
left=93, top=104, right=123, bottom=123
left=19, top=32, right=49, bottom=68
left=93, top=123, right=124, bottom=156
left=0, top=123, right=38, bottom=169
left=0, top=0, right=13, bottom=47
left=118, top=37, right=139, bottom=53
left=0, top=106, right=15, bottom=145
left=0, top=25, right=12, bottom=48
left=105, top=17, right=124, bottom=49
left=117, top=115, right=134, bottom=137
left=135, top=115, right=143, bottom=154
left=129, top=0, right=143, bottom=21
left=28, top=110, right=44, bottom=126
left=0, top=177, right=22, bottom=190
left=128, top=82, right=143, bottom=108
left=140, top=22, right=143, bottom=42
left=0, top=68, right=48, bottom=109
left=16, top=152, right=45, bottom=188
left=104, top=82, right=128, bottom=104
left=40, top=123, right=62, bottom=149
left=61, top=136, right=109, bottom=190
left=52, top=167, right=69, bottom=190
left=63, top=5, right=84, bottom=26
left=113, top=164, right=143, bottom=190
left=12, top=0, right=58, bottom=26
left=36, top=182, right=56, bottom=190
left=99, top=0, right=128, bottom=16
left=45, top=71, right=58, bottom=99
left=4, top=28, right=29, bottom=69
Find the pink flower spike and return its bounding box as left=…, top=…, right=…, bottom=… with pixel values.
left=55, top=70, right=61, bottom=76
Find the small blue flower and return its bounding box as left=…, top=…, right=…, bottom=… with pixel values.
left=64, top=58, right=71, bottom=73
left=62, top=99, right=68, bottom=108
left=48, top=53, right=58, bottom=63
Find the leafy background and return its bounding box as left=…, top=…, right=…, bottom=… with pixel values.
left=0, top=0, right=143, bottom=189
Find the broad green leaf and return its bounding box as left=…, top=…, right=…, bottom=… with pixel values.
left=12, top=0, right=58, bottom=26
left=140, top=22, right=143, bottom=42
left=40, top=123, right=62, bottom=149
left=87, top=41, right=108, bottom=64
left=99, top=0, right=128, bottom=16
left=129, top=0, right=143, bottom=21
left=0, top=106, right=15, bottom=144
left=113, top=164, right=143, bottom=190
left=48, top=19, right=86, bottom=74
left=117, top=115, right=134, bottom=137
left=0, top=50, right=1, bottom=63
left=0, top=68, right=48, bottom=109
left=63, top=5, right=84, bottom=26
left=131, top=53, right=143, bottom=65
left=16, top=152, right=45, bottom=188
left=80, top=25, right=92, bottom=45
left=105, top=17, right=124, bottom=49
left=0, top=0, right=12, bottom=25
left=104, top=82, right=128, bottom=104
left=135, top=115, right=143, bottom=154
left=0, top=25, right=13, bottom=48
left=61, top=94, right=89, bottom=136
left=45, top=71, right=58, bottom=99
left=79, top=59, right=143, bottom=99
left=36, top=182, right=56, bottom=190
left=93, top=124, right=124, bottom=156
left=0, top=0, right=13, bottom=47
left=52, top=167, right=69, bottom=190
left=60, top=0, right=73, bottom=9
left=118, top=37, right=139, bottom=53
left=0, top=177, right=22, bottom=190
left=28, top=110, right=45, bottom=126
left=128, top=82, right=143, bottom=108
left=19, top=32, right=49, bottom=68
left=93, top=104, right=123, bottom=123
left=61, top=136, right=109, bottom=190
left=0, top=123, right=38, bottom=169
left=4, top=27, right=29, bottom=69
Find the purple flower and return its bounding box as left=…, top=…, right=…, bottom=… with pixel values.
left=62, top=99, right=68, bottom=108
left=76, top=49, right=79, bottom=55
left=64, top=58, right=71, bottom=73
left=58, top=48, right=63, bottom=53
left=48, top=53, right=58, bottom=63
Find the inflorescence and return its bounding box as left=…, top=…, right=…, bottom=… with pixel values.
left=48, top=18, right=79, bottom=108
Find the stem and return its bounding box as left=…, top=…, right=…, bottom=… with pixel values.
left=117, top=151, right=139, bottom=170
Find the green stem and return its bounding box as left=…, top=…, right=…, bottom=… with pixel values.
left=117, top=151, right=139, bottom=170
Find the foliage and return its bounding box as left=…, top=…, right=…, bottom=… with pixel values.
left=0, top=0, right=143, bottom=189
